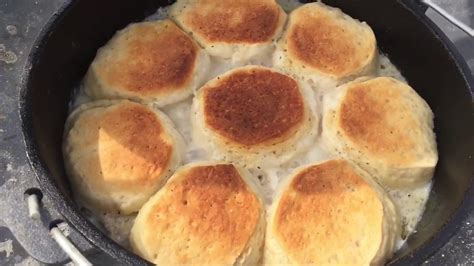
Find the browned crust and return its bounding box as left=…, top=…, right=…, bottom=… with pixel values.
left=72, top=102, right=173, bottom=189
left=339, top=78, right=416, bottom=164
left=99, top=21, right=198, bottom=95
left=145, top=164, right=261, bottom=264
left=181, top=0, right=282, bottom=43
left=275, top=160, right=383, bottom=264
left=286, top=6, right=374, bottom=76
left=203, top=68, right=305, bottom=146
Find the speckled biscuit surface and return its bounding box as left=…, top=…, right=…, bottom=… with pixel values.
left=130, top=163, right=265, bottom=265
left=322, top=77, right=438, bottom=188
left=84, top=20, right=210, bottom=106
left=265, top=160, right=400, bottom=265
left=274, top=2, right=378, bottom=88
left=192, top=65, right=317, bottom=168
left=170, top=0, right=286, bottom=62
left=63, top=100, right=184, bottom=214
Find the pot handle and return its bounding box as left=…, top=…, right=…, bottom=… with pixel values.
left=26, top=193, right=93, bottom=266
left=418, top=0, right=474, bottom=37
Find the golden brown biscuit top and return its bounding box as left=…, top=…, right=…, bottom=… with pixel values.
left=203, top=68, right=305, bottom=146
left=143, top=164, right=261, bottom=264
left=98, top=20, right=198, bottom=95
left=286, top=5, right=375, bottom=76
left=70, top=102, right=173, bottom=190
left=179, top=0, right=283, bottom=43
left=339, top=78, right=417, bottom=165
left=274, top=160, right=384, bottom=265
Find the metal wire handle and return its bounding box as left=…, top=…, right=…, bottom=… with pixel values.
left=26, top=194, right=92, bottom=266
left=421, top=0, right=474, bottom=37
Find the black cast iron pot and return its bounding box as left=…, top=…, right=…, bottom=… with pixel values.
left=19, top=0, right=474, bottom=265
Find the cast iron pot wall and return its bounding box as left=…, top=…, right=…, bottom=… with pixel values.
left=20, top=0, right=474, bottom=265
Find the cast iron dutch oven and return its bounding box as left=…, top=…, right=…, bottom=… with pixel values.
left=19, top=0, right=474, bottom=265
